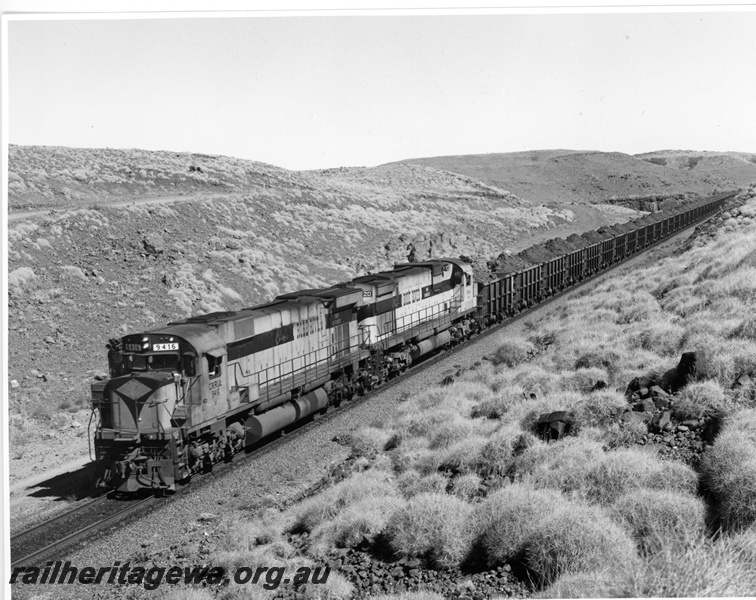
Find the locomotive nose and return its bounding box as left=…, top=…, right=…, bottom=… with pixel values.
left=108, top=372, right=179, bottom=434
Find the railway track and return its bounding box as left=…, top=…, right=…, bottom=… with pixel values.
left=9, top=206, right=724, bottom=570
left=10, top=495, right=156, bottom=570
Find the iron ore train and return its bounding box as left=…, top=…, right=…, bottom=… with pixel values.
left=91, top=192, right=733, bottom=492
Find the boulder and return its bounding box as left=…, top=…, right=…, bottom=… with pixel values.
left=536, top=411, right=572, bottom=442
left=675, top=351, right=707, bottom=389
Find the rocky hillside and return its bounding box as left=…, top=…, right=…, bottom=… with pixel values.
left=392, top=150, right=735, bottom=205
left=7, top=145, right=646, bottom=481
left=636, top=150, right=756, bottom=186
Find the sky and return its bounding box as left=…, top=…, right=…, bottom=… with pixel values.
left=4, top=3, right=756, bottom=170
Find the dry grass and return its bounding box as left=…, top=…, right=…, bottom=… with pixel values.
left=611, top=489, right=707, bottom=555
left=516, top=442, right=698, bottom=506
left=308, top=495, right=406, bottom=555
left=700, top=409, right=756, bottom=531
left=489, top=337, right=537, bottom=367
left=385, top=492, right=475, bottom=568
left=291, top=470, right=399, bottom=534
left=522, top=500, right=638, bottom=588
left=534, top=570, right=615, bottom=599
left=611, top=532, right=756, bottom=597
left=672, top=379, right=731, bottom=420
left=473, top=483, right=567, bottom=567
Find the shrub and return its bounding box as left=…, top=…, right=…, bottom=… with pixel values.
left=730, top=315, right=756, bottom=341
left=471, top=423, right=532, bottom=478
left=428, top=435, right=490, bottom=476
left=601, top=418, right=649, bottom=449
left=582, top=448, right=698, bottom=505
left=308, top=495, right=406, bottom=555
left=298, top=571, right=355, bottom=600
left=385, top=493, right=474, bottom=568
left=522, top=501, right=638, bottom=588
left=513, top=438, right=603, bottom=497
left=613, top=533, right=756, bottom=596
left=672, top=380, right=730, bottom=420
left=700, top=410, right=756, bottom=531
left=517, top=442, right=697, bottom=506
left=630, top=319, right=686, bottom=357
left=473, top=483, right=566, bottom=567
left=489, top=338, right=536, bottom=367
left=396, top=470, right=448, bottom=498
left=347, top=426, right=394, bottom=457
left=534, top=570, right=614, bottom=598
left=450, top=473, right=482, bottom=501
left=611, top=489, right=707, bottom=555
left=291, top=470, right=397, bottom=533
left=558, top=367, right=610, bottom=394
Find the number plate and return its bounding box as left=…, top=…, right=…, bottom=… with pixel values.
left=124, top=343, right=142, bottom=352
left=153, top=343, right=179, bottom=351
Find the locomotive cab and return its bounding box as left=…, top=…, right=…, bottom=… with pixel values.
left=92, top=328, right=227, bottom=493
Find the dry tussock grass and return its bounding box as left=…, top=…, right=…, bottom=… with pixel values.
left=385, top=492, right=475, bottom=568
left=291, top=470, right=398, bottom=534
left=700, top=409, right=756, bottom=531
left=521, top=500, right=638, bottom=588
left=473, top=483, right=567, bottom=567
left=610, top=532, right=756, bottom=597
left=516, top=442, right=698, bottom=507
left=308, top=495, right=406, bottom=556
left=611, top=489, right=707, bottom=555
left=672, top=380, right=731, bottom=420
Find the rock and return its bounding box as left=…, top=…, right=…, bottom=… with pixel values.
left=536, top=411, right=572, bottom=441
left=70, top=420, right=82, bottom=429
left=676, top=425, right=689, bottom=433
left=43, top=336, right=56, bottom=344
left=676, top=351, right=708, bottom=389
left=143, top=233, right=166, bottom=255
left=681, top=419, right=700, bottom=428
left=650, top=385, right=669, bottom=398
left=10, top=380, right=19, bottom=389
left=653, top=395, right=671, bottom=410
left=626, top=375, right=655, bottom=397
left=653, top=410, right=672, bottom=432
left=93, top=372, right=109, bottom=381
left=197, top=512, right=217, bottom=522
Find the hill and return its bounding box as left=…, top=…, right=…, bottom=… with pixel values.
left=636, top=150, right=756, bottom=186
left=391, top=150, right=733, bottom=205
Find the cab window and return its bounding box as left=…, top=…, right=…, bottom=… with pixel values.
left=182, top=354, right=197, bottom=377
left=206, top=354, right=222, bottom=378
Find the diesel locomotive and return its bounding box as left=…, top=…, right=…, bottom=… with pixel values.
left=90, top=192, right=733, bottom=493
left=91, top=258, right=477, bottom=492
